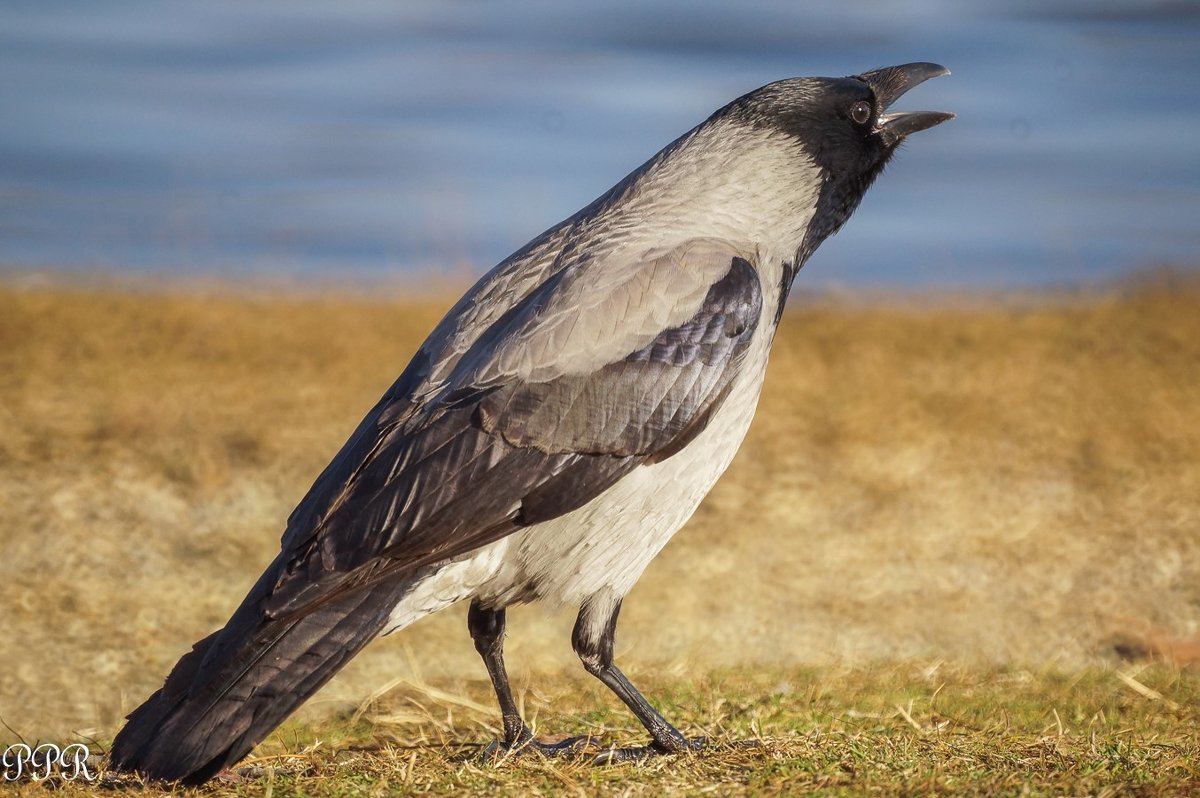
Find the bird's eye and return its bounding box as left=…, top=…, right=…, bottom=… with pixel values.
left=849, top=100, right=872, bottom=126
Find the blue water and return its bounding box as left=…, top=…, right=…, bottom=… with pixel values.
left=2, top=1, right=1198, bottom=289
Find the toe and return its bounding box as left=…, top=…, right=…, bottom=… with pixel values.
left=593, top=736, right=706, bottom=765
left=531, top=734, right=600, bottom=757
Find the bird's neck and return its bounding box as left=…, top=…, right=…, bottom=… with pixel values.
left=610, top=122, right=824, bottom=263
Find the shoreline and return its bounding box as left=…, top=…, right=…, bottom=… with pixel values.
left=2, top=262, right=1197, bottom=310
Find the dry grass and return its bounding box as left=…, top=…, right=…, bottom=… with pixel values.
left=10, top=665, right=1200, bottom=796
left=1, top=271, right=1199, bottom=793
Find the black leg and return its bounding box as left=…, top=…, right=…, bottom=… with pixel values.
left=572, top=594, right=704, bottom=763
left=467, top=600, right=593, bottom=759
left=467, top=601, right=531, bottom=748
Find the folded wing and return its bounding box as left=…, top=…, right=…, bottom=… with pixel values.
left=265, top=241, right=764, bottom=617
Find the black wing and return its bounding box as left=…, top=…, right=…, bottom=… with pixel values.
left=263, top=254, right=764, bottom=617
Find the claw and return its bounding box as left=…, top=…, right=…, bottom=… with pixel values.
left=593, top=735, right=707, bottom=765
left=479, top=734, right=599, bottom=763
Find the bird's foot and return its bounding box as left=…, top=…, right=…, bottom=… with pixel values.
left=593, top=735, right=707, bottom=765
left=592, top=737, right=761, bottom=764
left=480, top=732, right=599, bottom=762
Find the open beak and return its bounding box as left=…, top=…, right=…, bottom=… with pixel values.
left=857, top=62, right=955, bottom=146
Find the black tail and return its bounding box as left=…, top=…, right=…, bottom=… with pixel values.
left=109, top=559, right=411, bottom=785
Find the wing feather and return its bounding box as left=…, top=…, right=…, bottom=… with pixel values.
left=263, top=244, right=764, bottom=619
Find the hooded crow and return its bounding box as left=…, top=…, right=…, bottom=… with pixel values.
left=109, top=62, right=952, bottom=782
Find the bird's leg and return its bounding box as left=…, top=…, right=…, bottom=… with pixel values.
left=467, top=600, right=592, bottom=758
left=572, top=594, right=705, bottom=763
left=468, top=601, right=530, bottom=748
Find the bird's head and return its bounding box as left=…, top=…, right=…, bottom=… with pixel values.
left=719, top=62, right=954, bottom=261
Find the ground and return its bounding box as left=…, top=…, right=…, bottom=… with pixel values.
left=1, top=271, right=1197, bottom=795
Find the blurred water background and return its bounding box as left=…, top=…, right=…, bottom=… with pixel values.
left=2, top=0, right=1197, bottom=290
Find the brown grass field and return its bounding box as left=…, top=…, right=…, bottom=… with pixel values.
left=1, top=272, right=1198, bottom=795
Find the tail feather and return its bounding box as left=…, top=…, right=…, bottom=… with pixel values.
left=109, top=562, right=411, bottom=785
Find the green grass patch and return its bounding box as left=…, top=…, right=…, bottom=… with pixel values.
left=17, top=663, right=1197, bottom=796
